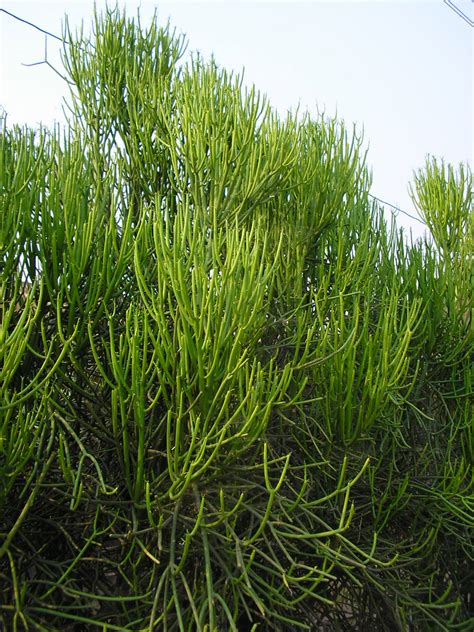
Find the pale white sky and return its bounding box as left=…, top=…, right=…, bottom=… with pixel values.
left=1, top=1, right=473, bottom=239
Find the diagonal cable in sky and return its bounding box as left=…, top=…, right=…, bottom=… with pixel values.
left=0, top=7, right=68, bottom=42
left=443, top=0, right=474, bottom=27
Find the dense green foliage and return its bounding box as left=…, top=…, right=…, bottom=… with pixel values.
left=1, top=8, right=472, bottom=631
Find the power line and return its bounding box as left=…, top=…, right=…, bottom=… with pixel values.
left=443, top=1, right=474, bottom=27
left=0, top=8, right=69, bottom=44
left=368, top=194, right=425, bottom=225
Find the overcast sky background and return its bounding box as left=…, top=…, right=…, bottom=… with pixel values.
left=1, top=0, right=472, bottom=240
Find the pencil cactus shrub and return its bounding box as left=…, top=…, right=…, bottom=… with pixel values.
left=410, top=157, right=472, bottom=331
left=389, top=158, right=473, bottom=628
left=1, top=7, right=472, bottom=631
left=408, top=159, right=472, bottom=451
left=410, top=157, right=472, bottom=260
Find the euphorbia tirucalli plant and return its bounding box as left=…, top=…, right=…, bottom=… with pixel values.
left=0, top=7, right=472, bottom=631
